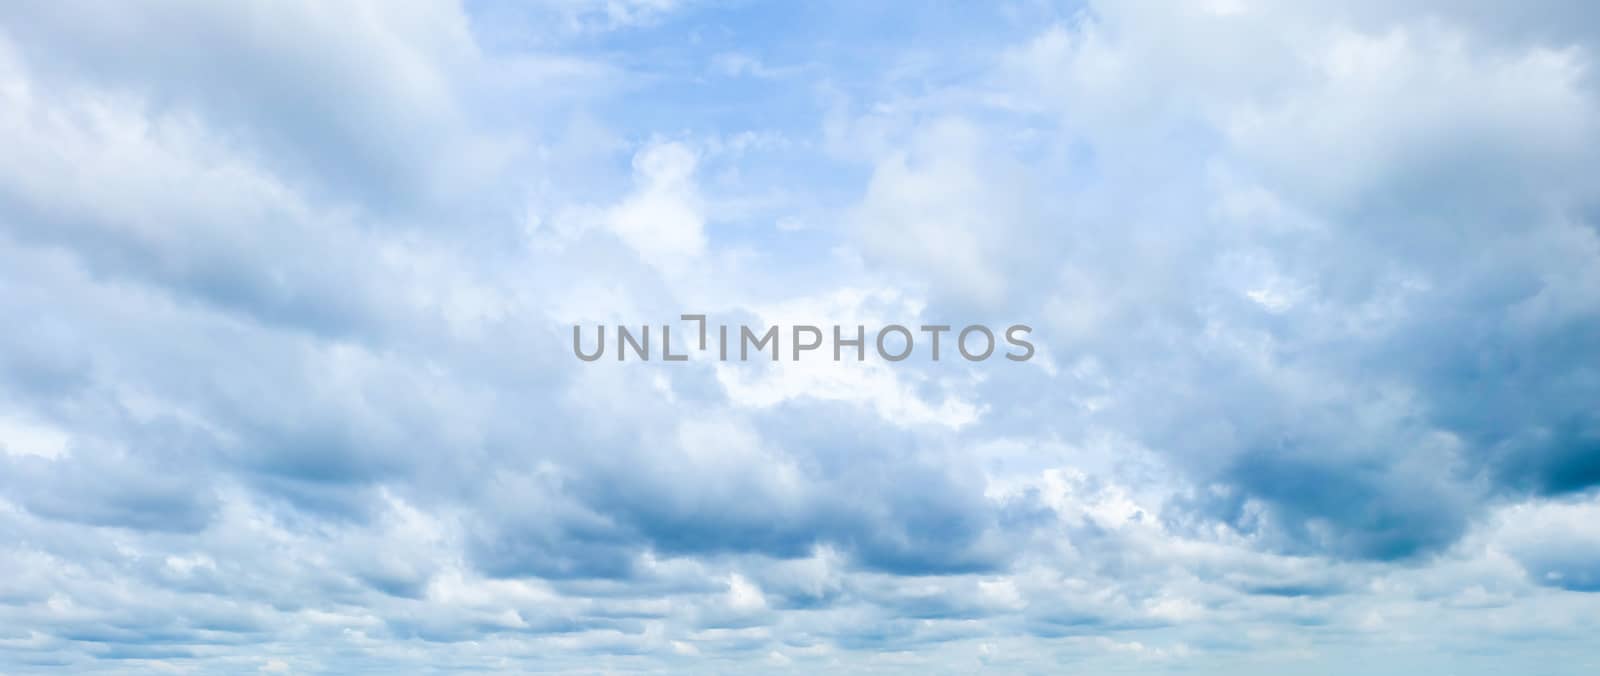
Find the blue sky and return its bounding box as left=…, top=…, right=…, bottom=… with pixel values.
left=2, top=1, right=1599, bottom=673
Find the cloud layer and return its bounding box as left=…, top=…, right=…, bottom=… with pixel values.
left=1, top=1, right=1598, bottom=673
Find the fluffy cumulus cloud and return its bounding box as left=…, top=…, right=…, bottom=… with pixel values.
left=1, top=1, right=1598, bottom=673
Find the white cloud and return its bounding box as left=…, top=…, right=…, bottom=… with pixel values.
left=606, top=141, right=708, bottom=273
left=0, top=415, right=69, bottom=460
left=2, top=0, right=1600, bottom=672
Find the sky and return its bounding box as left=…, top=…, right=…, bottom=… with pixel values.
left=1, top=0, right=1599, bottom=673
